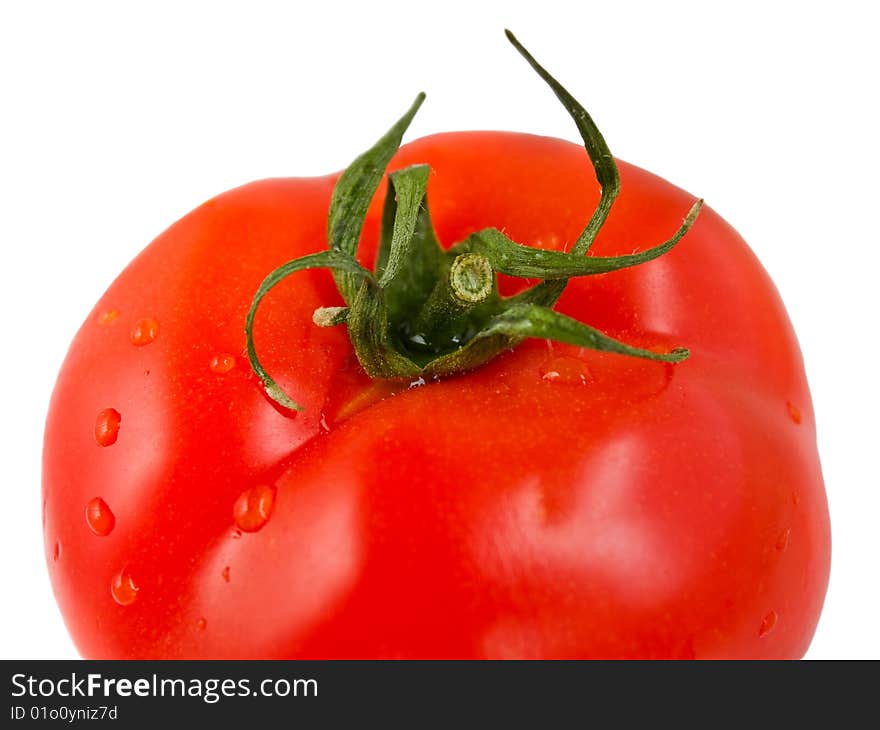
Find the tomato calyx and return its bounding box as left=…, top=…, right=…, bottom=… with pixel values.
left=246, top=31, right=703, bottom=412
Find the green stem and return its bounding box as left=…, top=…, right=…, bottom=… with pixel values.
left=408, top=253, right=496, bottom=352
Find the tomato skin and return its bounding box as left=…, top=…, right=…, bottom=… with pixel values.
left=43, top=132, right=830, bottom=658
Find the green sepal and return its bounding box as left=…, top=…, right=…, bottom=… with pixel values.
left=328, top=93, right=425, bottom=304
left=456, top=198, right=702, bottom=281
left=476, top=303, right=689, bottom=362
left=504, top=29, right=622, bottom=310
left=505, top=29, right=619, bottom=257
left=376, top=165, right=448, bottom=328
left=245, top=250, right=374, bottom=411
left=377, top=164, right=432, bottom=287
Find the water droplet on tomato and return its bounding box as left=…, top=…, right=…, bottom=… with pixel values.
left=209, top=353, right=236, bottom=374
left=231, top=529, right=242, bottom=540
left=130, top=318, right=159, bottom=346
left=85, top=497, right=116, bottom=536
left=776, top=527, right=791, bottom=552
left=197, top=618, right=207, bottom=631
left=786, top=401, right=802, bottom=424
left=319, top=412, right=330, bottom=432
left=409, top=377, right=426, bottom=388
left=53, top=541, right=61, bottom=562
left=791, top=491, right=800, bottom=507
left=111, top=569, right=139, bottom=606
left=759, top=610, right=778, bottom=637
left=98, top=309, right=119, bottom=326
left=232, top=485, right=276, bottom=533
left=94, top=408, right=121, bottom=447
left=539, top=355, right=591, bottom=385
left=221, top=566, right=231, bottom=583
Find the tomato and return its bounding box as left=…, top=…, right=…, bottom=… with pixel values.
left=43, top=34, right=829, bottom=659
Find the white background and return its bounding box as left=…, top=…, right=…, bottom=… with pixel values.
left=1, top=0, right=877, bottom=659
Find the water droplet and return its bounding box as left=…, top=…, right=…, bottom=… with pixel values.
left=791, top=491, right=800, bottom=507
left=94, top=408, right=121, bottom=447
left=539, top=355, right=591, bottom=385
left=786, top=401, right=802, bottom=424
left=196, top=618, right=207, bottom=631
left=111, top=569, right=139, bottom=606
left=130, top=318, right=159, bottom=346
left=209, top=353, right=236, bottom=374
left=231, top=529, right=242, bottom=540
left=776, top=527, right=791, bottom=552
left=409, top=377, right=426, bottom=388
left=221, top=566, right=230, bottom=583
left=85, top=497, right=116, bottom=536
left=319, top=412, right=330, bottom=432
left=759, top=610, right=778, bottom=637
left=98, top=309, right=119, bottom=326
left=53, top=541, right=61, bottom=562
left=232, top=485, right=276, bottom=533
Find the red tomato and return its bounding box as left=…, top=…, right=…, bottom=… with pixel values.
left=42, top=130, right=830, bottom=657
left=42, top=38, right=829, bottom=658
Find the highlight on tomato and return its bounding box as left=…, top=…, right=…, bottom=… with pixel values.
left=42, top=31, right=830, bottom=659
